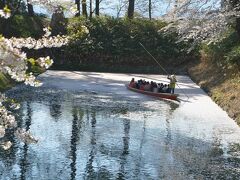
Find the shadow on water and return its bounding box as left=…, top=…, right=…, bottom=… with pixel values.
left=1, top=86, right=240, bottom=179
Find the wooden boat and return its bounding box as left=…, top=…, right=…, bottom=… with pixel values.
left=126, top=84, right=179, bottom=101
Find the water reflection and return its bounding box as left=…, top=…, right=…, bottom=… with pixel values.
left=20, top=102, right=32, bottom=180
left=70, top=107, right=82, bottom=180
left=49, top=94, right=62, bottom=121
left=85, top=110, right=97, bottom=179
left=117, top=118, right=130, bottom=179
left=0, top=87, right=240, bottom=179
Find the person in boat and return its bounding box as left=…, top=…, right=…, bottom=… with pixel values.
left=157, top=83, right=161, bottom=92
left=129, top=78, right=136, bottom=88
left=144, top=82, right=151, bottom=91
left=135, top=79, right=140, bottom=89
left=151, top=82, right=157, bottom=93
left=139, top=79, right=145, bottom=90
left=153, top=82, right=158, bottom=92
left=140, top=84, right=145, bottom=90
left=167, top=74, right=177, bottom=94
left=150, top=82, right=154, bottom=91
left=166, top=84, right=171, bottom=93
left=153, top=85, right=158, bottom=93
left=158, top=83, right=163, bottom=93
left=150, top=81, right=154, bottom=91
left=162, top=84, right=168, bottom=93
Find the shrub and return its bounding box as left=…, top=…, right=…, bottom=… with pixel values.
left=225, top=46, right=240, bottom=65
left=202, top=29, right=240, bottom=66
left=0, top=14, right=45, bottom=38
left=60, top=16, right=192, bottom=71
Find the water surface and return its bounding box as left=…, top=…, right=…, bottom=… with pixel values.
left=0, top=83, right=240, bottom=179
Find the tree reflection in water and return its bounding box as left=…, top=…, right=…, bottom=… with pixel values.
left=49, top=94, right=62, bottom=121
left=70, top=107, right=83, bottom=180
left=85, top=110, right=97, bottom=179
left=117, top=118, right=130, bottom=179
left=20, top=102, right=32, bottom=180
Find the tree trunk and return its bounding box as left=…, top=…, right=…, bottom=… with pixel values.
left=149, top=0, right=152, bottom=20
left=0, top=0, right=6, bottom=9
left=27, top=0, right=34, bottom=16
left=236, top=18, right=240, bottom=38
left=95, top=0, right=99, bottom=16
left=82, top=0, right=87, bottom=17
left=127, top=0, right=135, bottom=19
left=90, top=0, right=93, bottom=18
left=174, top=0, right=178, bottom=18
left=229, top=0, right=240, bottom=38
left=75, top=0, right=80, bottom=16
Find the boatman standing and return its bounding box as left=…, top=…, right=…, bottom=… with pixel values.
left=167, top=74, right=177, bottom=94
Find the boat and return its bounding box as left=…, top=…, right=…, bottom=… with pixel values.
left=126, top=84, right=179, bottom=101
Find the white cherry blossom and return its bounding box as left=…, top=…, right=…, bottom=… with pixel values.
left=0, top=1, right=72, bottom=146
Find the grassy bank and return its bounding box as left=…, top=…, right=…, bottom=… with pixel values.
left=189, top=59, right=240, bottom=125
left=188, top=31, right=240, bottom=125
left=0, top=73, right=15, bottom=92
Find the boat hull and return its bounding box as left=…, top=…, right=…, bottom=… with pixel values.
left=126, top=85, right=179, bottom=101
